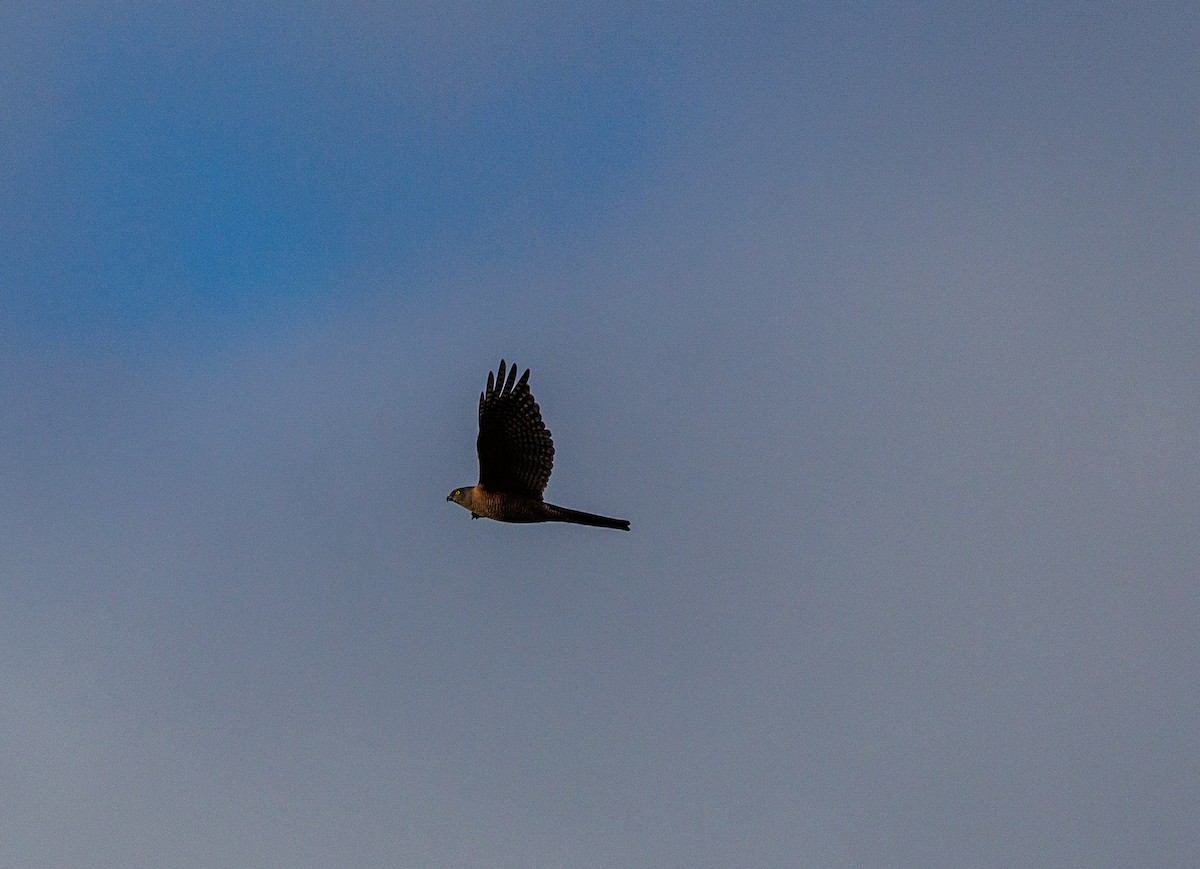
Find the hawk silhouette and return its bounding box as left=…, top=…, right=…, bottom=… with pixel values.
left=447, top=360, right=630, bottom=531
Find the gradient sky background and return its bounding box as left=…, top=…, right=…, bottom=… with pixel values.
left=2, top=3, right=1198, bottom=866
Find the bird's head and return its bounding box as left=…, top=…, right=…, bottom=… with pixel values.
left=447, top=487, right=466, bottom=506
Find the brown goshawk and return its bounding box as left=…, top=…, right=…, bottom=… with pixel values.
left=447, top=360, right=630, bottom=531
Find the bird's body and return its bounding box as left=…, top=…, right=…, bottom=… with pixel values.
left=447, top=360, right=630, bottom=531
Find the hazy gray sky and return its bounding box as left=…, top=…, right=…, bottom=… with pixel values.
left=2, top=4, right=1198, bottom=866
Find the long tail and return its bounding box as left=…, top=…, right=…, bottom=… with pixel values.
left=545, top=502, right=631, bottom=531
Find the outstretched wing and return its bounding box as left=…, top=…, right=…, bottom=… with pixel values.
left=477, top=360, right=555, bottom=497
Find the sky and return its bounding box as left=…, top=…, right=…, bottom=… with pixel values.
left=2, top=3, right=1198, bottom=866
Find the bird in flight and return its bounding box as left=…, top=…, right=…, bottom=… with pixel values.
left=447, top=360, right=630, bottom=531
